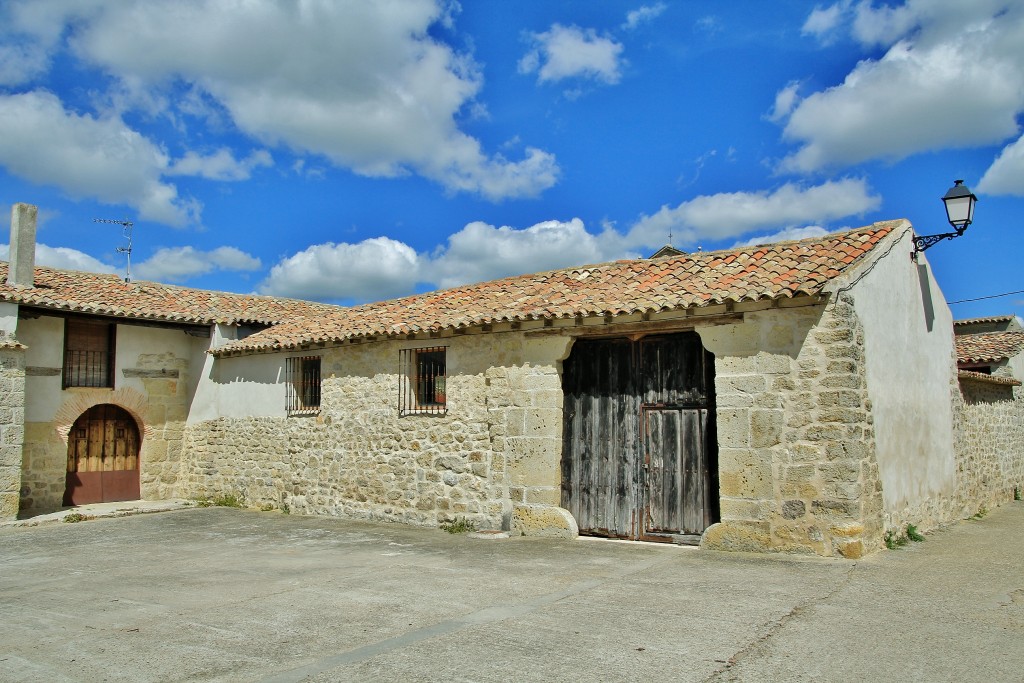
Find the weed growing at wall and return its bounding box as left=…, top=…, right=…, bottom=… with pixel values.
left=440, top=517, right=477, bottom=534
left=885, top=524, right=925, bottom=549
left=195, top=493, right=245, bottom=509
left=884, top=529, right=908, bottom=550
left=62, top=512, right=93, bottom=523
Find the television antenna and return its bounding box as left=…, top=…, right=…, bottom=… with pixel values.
left=94, top=218, right=134, bottom=282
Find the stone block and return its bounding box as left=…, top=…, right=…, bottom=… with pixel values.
left=835, top=539, right=864, bottom=559
left=511, top=504, right=578, bottom=538
left=525, top=486, right=561, bottom=506
left=719, top=496, right=771, bottom=521
left=524, top=408, right=562, bottom=438
left=700, top=521, right=770, bottom=553
left=788, top=443, right=823, bottom=463
left=0, top=491, right=18, bottom=519
left=755, top=353, right=793, bottom=374
left=717, top=375, right=767, bottom=395
left=716, top=409, right=750, bottom=448
left=506, top=437, right=559, bottom=487
left=781, top=499, right=806, bottom=519
left=750, top=410, right=782, bottom=448
left=719, top=461, right=773, bottom=498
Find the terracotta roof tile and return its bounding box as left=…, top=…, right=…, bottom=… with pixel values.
left=957, top=370, right=1022, bottom=386
left=955, top=331, right=1024, bottom=364
left=0, top=264, right=335, bottom=325
left=217, top=221, right=899, bottom=355
left=954, top=315, right=1016, bottom=327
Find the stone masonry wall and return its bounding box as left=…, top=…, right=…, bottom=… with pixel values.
left=0, top=346, right=26, bottom=520
left=952, top=377, right=1024, bottom=517
left=180, top=333, right=573, bottom=534
left=699, top=299, right=884, bottom=558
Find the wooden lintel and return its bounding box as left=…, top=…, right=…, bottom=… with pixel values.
left=524, top=312, right=745, bottom=338
left=25, top=366, right=61, bottom=377
left=123, top=368, right=180, bottom=379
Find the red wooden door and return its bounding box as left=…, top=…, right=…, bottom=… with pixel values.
left=64, top=404, right=141, bottom=505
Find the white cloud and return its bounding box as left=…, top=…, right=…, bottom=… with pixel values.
left=0, top=243, right=118, bottom=274
left=626, top=179, right=880, bottom=248
left=519, top=24, right=624, bottom=85
left=623, top=4, right=667, bottom=31
left=732, top=225, right=830, bottom=248
left=978, top=134, right=1024, bottom=197
left=802, top=2, right=850, bottom=42
left=0, top=91, right=199, bottom=226
left=782, top=1, right=1024, bottom=173
left=427, top=218, right=619, bottom=289
left=258, top=190, right=874, bottom=302
left=258, top=218, right=631, bottom=302
left=767, top=81, right=801, bottom=123
left=7, top=0, right=556, bottom=201
left=134, top=246, right=261, bottom=283
left=259, top=237, right=421, bottom=302
left=168, top=149, right=273, bottom=182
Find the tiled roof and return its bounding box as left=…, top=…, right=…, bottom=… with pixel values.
left=957, top=370, right=1022, bottom=387
left=953, top=315, right=1016, bottom=327
left=0, top=263, right=336, bottom=325
left=955, top=331, right=1024, bottom=364
left=216, top=221, right=901, bottom=355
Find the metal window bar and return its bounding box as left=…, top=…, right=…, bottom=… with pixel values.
left=286, top=356, right=321, bottom=414
left=63, top=350, right=112, bottom=388
left=399, top=347, right=447, bottom=415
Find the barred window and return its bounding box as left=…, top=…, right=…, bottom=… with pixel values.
left=286, top=356, right=321, bottom=414
left=399, top=346, right=447, bottom=416
left=63, top=319, right=115, bottom=389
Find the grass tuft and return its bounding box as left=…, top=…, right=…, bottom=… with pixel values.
left=439, top=517, right=477, bottom=534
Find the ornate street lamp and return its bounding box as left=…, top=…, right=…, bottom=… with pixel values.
left=912, top=179, right=978, bottom=260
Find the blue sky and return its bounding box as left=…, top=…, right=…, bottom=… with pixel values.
left=0, top=1, right=1022, bottom=321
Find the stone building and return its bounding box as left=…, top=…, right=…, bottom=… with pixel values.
left=1, top=203, right=1021, bottom=558
left=951, top=316, right=1024, bottom=517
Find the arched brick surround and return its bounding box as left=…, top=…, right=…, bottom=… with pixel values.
left=53, top=387, right=152, bottom=445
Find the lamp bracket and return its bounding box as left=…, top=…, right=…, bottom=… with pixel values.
left=911, top=227, right=966, bottom=260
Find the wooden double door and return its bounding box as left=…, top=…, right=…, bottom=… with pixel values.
left=64, top=404, right=141, bottom=506
left=561, top=333, right=718, bottom=542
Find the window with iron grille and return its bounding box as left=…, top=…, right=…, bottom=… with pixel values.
left=63, top=319, right=115, bottom=389
left=399, top=346, right=447, bottom=415
left=286, top=356, right=321, bottom=414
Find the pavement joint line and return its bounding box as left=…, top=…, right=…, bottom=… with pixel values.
left=257, top=552, right=679, bottom=683
left=702, top=562, right=860, bottom=682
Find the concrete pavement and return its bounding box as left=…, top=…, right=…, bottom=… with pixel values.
left=1, top=503, right=1021, bottom=682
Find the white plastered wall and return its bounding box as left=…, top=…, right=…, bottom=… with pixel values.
left=841, top=227, right=957, bottom=525
left=187, top=326, right=287, bottom=423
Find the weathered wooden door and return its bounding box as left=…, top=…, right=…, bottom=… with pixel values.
left=561, top=333, right=717, bottom=542
left=64, top=404, right=141, bottom=506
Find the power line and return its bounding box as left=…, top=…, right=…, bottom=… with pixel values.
left=947, top=289, right=1024, bottom=305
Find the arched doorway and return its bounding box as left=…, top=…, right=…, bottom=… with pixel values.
left=64, top=404, right=141, bottom=506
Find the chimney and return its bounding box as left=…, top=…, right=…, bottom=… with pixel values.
left=7, top=203, right=37, bottom=288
